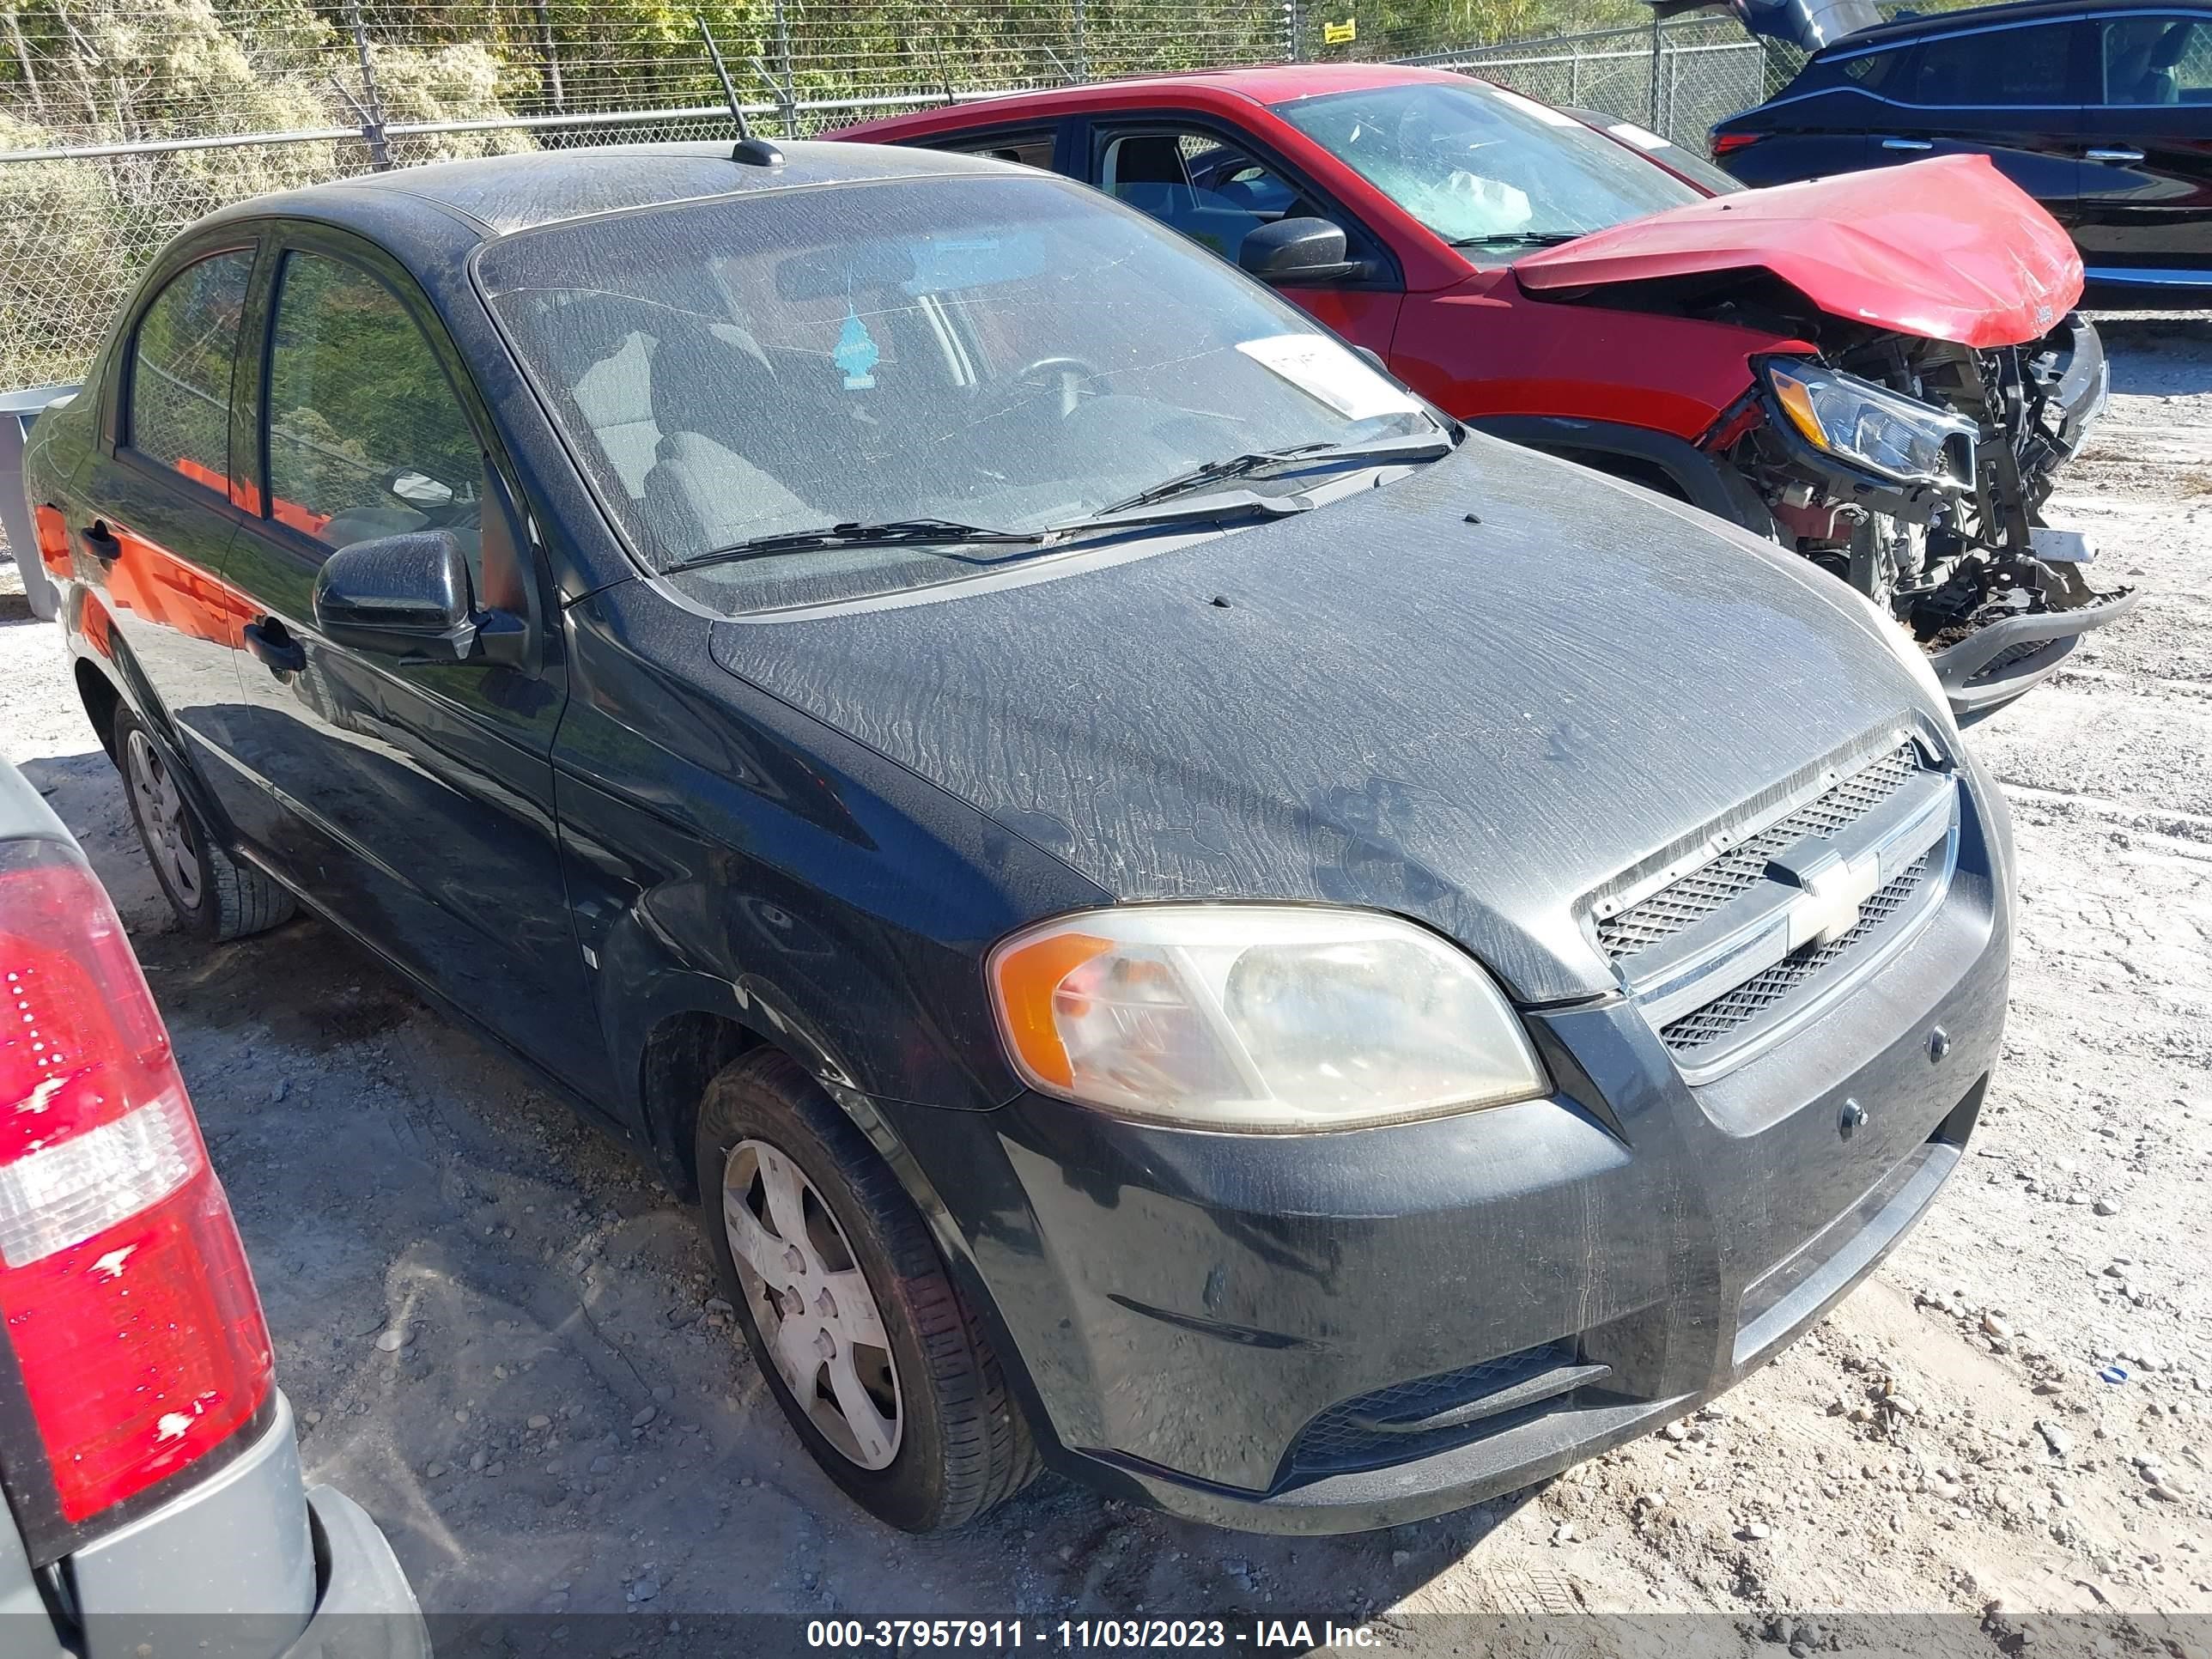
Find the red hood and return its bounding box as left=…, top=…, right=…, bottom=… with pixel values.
left=1513, top=155, right=2083, bottom=349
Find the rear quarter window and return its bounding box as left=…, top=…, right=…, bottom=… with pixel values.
left=1834, top=49, right=1903, bottom=91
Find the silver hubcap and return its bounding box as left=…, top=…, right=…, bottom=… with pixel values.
left=125, top=730, right=200, bottom=909
left=722, top=1139, right=902, bottom=1469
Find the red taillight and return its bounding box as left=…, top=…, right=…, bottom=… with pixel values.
left=0, top=838, right=272, bottom=1524
left=1712, top=131, right=1761, bottom=157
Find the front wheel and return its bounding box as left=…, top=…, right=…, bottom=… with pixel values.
left=696, top=1048, right=1036, bottom=1530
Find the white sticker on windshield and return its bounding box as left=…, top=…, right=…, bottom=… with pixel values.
left=1235, top=335, right=1422, bottom=422
left=1606, top=120, right=1673, bottom=152
left=1486, top=85, right=1581, bottom=127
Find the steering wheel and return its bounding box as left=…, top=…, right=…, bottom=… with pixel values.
left=1016, top=356, right=1103, bottom=421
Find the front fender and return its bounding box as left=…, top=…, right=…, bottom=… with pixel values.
left=555, top=583, right=1113, bottom=1178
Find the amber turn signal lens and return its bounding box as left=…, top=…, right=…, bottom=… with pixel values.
left=989, top=930, right=1113, bottom=1089
left=1772, top=372, right=1826, bottom=449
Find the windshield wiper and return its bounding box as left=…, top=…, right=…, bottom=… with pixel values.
left=660, top=517, right=1048, bottom=577
left=1098, top=443, right=1338, bottom=514
left=1091, top=432, right=1456, bottom=517
left=659, top=435, right=1458, bottom=579
left=1449, top=230, right=1590, bottom=250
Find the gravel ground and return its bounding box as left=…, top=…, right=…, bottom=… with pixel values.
left=0, top=319, right=2206, bottom=1647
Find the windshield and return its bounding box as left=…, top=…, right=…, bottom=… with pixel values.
left=479, top=173, right=1443, bottom=611
left=1571, top=111, right=1747, bottom=196
left=1274, top=81, right=1701, bottom=252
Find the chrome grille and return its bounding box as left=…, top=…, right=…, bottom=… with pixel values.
left=1660, top=854, right=1932, bottom=1055
left=1596, top=745, right=1922, bottom=959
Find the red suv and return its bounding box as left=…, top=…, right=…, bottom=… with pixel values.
left=841, top=65, right=2136, bottom=720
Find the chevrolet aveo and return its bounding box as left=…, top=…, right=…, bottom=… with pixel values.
left=26, top=141, right=2012, bottom=1534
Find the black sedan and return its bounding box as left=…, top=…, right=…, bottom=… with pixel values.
left=1714, top=0, right=2212, bottom=303
left=27, top=140, right=2011, bottom=1533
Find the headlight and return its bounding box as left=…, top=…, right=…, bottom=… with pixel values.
left=988, top=905, right=1549, bottom=1133
left=1762, top=359, right=1978, bottom=492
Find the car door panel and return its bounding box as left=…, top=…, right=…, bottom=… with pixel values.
left=2072, top=11, right=2212, bottom=277
left=70, top=246, right=267, bottom=825
left=1854, top=21, right=2087, bottom=224
left=1864, top=118, right=2087, bottom=219
left=73, top=471, right=255, bottom=772
left=1294, top=288, right=1407, bottom=358
left=220, top=234, right=611, bottom=1101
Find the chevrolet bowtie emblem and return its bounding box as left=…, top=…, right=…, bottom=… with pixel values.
left=1782, top=850, right=1887, bottom=950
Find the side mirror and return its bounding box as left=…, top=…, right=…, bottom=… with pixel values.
left=1238, top=216, right=1364, bottom=286
left=313, top=530, right=521, bottom=665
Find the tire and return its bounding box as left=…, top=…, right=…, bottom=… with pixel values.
left=113, top=705, right=296, bottom=942
left=696, top=1048, right=1037, bottom=1531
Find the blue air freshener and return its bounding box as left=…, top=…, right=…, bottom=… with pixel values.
left=834, top=306, right=879, bottom=390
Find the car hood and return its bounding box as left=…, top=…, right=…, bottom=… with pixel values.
left=708, top=440, right=1933, bottom=1003
left=1513, top=155, right=2084, bottom=349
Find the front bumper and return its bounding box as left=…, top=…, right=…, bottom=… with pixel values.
left=1929, top=581, right=2141, bottom=723
left=886, top=762, right=2011, bottom=1534
left=1925, top=313, right=2132, bottom=722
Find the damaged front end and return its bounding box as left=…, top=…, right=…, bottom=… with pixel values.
left=1705, top=314, right=2139, bottom=721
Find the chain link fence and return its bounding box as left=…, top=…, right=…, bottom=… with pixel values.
left=0, top=0, right=1802, bottom=564
left=1401, top=16, right=1791, bottom=139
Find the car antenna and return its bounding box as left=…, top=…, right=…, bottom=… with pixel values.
left=696, top=14, right=784, bottom=167
left=931, top=42, right=957, bottom=106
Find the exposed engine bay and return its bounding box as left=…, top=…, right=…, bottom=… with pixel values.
left=1696, top=300, right=2140, bottom=715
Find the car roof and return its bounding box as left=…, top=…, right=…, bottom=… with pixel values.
left=198, top=138, right=1018, bottom=245
left=1814, top=0, right=2197, bottom=53
left=834, top=62, right=1475, bottom=139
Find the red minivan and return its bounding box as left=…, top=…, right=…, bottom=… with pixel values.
left=841, top=64, right=2137, bottom=721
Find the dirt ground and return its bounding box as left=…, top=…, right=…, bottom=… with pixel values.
left=1, top=319, right=2207, bottom=1648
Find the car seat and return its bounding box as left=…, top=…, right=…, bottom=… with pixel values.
left=639, top=315, right=814, bottom=562
left=2109, top=21, right=2190, bottom=102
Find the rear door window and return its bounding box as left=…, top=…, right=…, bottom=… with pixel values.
left=1899, top=24, right=2077, bottom=105
left=125, top=250, right=255, bottom=495
left=2100, top=15, right=2212, bottom=103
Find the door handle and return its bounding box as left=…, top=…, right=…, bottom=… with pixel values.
left=243, top=619, right=307, bottom=676
left=1881, top=137, right=1934, bottom=151
left=81, top=520, right=121, bottom=562
left=2086, top=147, right=2145, bottom=163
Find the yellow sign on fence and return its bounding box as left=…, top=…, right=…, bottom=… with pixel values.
left=1322, top=18, right=1358, bottom=43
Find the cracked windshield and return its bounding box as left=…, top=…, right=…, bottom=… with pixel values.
left=1278, top=80, right=1699, bottom=251
left=481, top=173, right=1448, bottom=611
